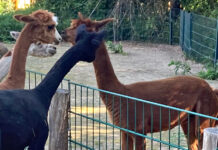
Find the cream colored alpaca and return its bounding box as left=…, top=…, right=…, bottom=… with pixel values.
left=0, top=32, right=57, bottom=81
left=0, top=43, right=8, bottom=58
left=10, top=31, right=57, bottom=57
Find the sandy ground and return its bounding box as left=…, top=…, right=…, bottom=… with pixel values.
left=5, top=42, right=218, bottom=88
left=4, top=42, right=218, bottom=149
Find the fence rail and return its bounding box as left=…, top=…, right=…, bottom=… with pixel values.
left=25, top=70, right=218, bottom=150
left=179, top=10, right=218, bottom=67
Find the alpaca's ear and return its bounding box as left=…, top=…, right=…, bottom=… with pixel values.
left=14, top=14, right=36, bottom=23
left=78, top=12, right=84, bottom=20
left=94, top=18, right=114, bottom=29
left=10, top=31, right=20, bottom=40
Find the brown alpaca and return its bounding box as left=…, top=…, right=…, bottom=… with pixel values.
left=0, top=9, right=62, bottom=90
left=62, top=13, right=218, bottom=150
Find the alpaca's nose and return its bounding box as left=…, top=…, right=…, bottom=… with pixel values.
left=49, top=48, right=57, bottom=55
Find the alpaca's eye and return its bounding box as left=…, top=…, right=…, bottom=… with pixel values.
left=48, top=25, right=55, bottom=30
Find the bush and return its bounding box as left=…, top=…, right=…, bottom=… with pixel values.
left=168, top=60, right=191, bottom=75
left=198, top=68, right=218, bottom=80
left=106, top=41, right=125, bottom=54
left=0, top=6, right=43, bottom=42
left=0, top=0, right=14, bottom=14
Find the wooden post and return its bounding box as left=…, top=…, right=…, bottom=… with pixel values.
left=49, top=89, right=70, bottom=150
left=203, top=128, right=218, bottom=150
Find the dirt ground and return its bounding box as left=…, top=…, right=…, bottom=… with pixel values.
left=5, top=41, right=218, bottom=89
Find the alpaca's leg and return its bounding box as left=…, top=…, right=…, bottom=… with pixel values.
left=181, top=118, right=199, bottom=150
left=134, top=135, right=146, bottom=150
left=121, top=131, right=134, bottom=150
left=28, top=125, right=49, bottom=150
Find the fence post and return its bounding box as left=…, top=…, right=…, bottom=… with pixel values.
left=181, top=10, right=185, bottom=50
left=214, top=20, right=218, bottom=68
left=189, top=13, right=192, bottom=53
left=203, top=128, right=218, bottom=150
left=49, top=89, right=70, bottom=150
left=169, top=9, right=173, bottom=45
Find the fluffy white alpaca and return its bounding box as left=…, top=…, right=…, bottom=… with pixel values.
left=0, top=31, right=58, bottom=81
left=10, top=31, right=57, bottom=57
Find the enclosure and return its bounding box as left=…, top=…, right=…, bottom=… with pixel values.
left=25, top=66, right=218, bottom=150
left=0, top=0, right=218, bottom=149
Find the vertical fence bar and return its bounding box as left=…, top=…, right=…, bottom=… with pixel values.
left=215, top=20, right=218, bottom=68
left=168, top=109, right=171, bottom=150
left=106, top=94, right=108, bottom=150
left=112, top=95, right=115, bottom=150
left=159, top=107, right=162, bottom=150
left=92, top=90, right=94, bottom=149
left=86, top=87, right=88, bottom=147
left=74, top=85, right=77, bottom=149
left=169, top=9, right=173, bottom=45
left=143, top=103, right=145, bottom=149
left=182, top=10, right=185, bottom=50
left=151, top=105, right=153, bottom=149
left=197, top=116, right=200, bottom=150
left=178, top=112, right=181, bottom=149
left=134, top=100, right=137, bottom=149
left=99, top=93, right=101, bottom=149
left=119, top=97, right=122, bottom=150
left=189, top=13, right=192, bottom=53
left=68, top=81, right=72, bottom=150
left=80, top=86, right=82, bottom=149
left=127, top=98, right=129, bottom=150
left=188, top=114, right=190, bottom=149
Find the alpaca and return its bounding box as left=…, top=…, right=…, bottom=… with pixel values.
left=62, top=12, right=218, bottom=150
left=10, top=31, right=57, bottom=57
left=0, top=43, right=8, bottom=58
left=0, top=9, right=62, bottom=90
left=0, top=33, right=57, bottom=82
left=0, top=24, right=105, bottom=150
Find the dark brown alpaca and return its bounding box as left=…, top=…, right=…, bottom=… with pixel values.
left=62, top=12, right=218, bottom=150
left=0, top=9, right=62, bottom=90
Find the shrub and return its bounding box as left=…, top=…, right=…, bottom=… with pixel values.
left=198, top=68, right=218, bottom=80
left=168, top=60, right=191, bottom=75
left=106, top=41, right=125, bottom=54
left=0, top=6, right=42, bottom=42
left=0, top=0, right=14, bottom=14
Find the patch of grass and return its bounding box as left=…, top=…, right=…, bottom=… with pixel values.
left=198, top=67, right=218, bottom=80
left=106, top=41, right=126, bottom=55
left=168, top=60, right=191, bottom=75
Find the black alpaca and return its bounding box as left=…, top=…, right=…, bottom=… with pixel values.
left=0, top=24, right=105, bottom=150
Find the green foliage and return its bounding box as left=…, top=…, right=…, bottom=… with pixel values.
left=106, top=41, right=125, bottom=54
left=168, top=60, right=191, bottom=75
left=0, top=6, right=41, bottom=42
left=0, top=0, right=14, bottom=14
left=181, top=0, right=218, bottom=17
left=0, top=0, right=217, bottom=43
left=198, top=67, right=218, bottom=80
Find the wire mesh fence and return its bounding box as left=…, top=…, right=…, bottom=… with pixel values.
left=180, top=10, right=218, bottom=66
left=25, top=70, right=218, bottom=150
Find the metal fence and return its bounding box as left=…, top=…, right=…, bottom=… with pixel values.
left=180, top=10, right=218, bottom=66
left=25, top=70, right=218, bottom=150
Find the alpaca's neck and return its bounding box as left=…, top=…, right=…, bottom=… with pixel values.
left=0, top=24, right=33, bottom=89
left=93, top=43, right=121, bottom=90
left=35, top=45, right=81, bottom=110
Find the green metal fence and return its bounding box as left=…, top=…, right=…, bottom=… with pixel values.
left=180, top=10, right=218, bottom=66
left=25, top=70, right=218, bottom=150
